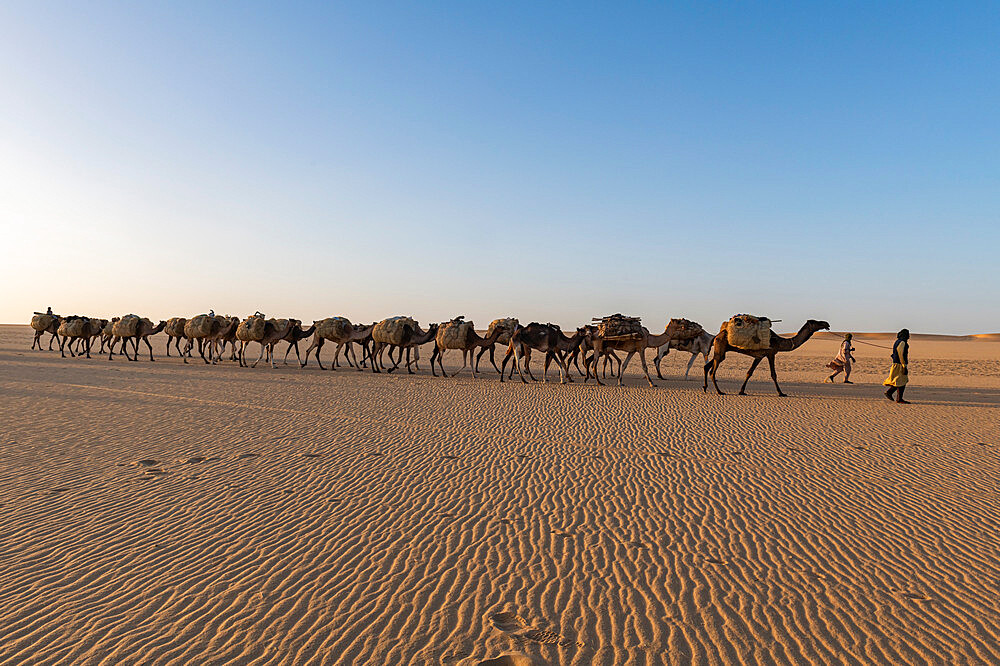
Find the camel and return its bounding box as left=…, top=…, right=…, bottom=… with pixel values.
left=57, top=316, right=103, bottom=359
left=183, top=315, right=223, bottom=364
left=301, top=318, right=374, bottom=370
left=204, top=316, right=240, bottom=364
left=499, top=323, right=584, bottom=385
left=370, top=318, right=439, bottom=374
left=109, top=317, right=166, bottom=361
left=703, top=319, right=830, bottom=396
left=30, top=314, right=61, bottom=350
left=585, top=319, right=703, bottom=387
left=270, top=319, right=316, bottom=366
left=654, top=330, right=715, bottom=380
left=473, top=318, right=519, bottom=375
left=68, top=318, right=108, bottom=357
left=430, top=318, right=504, bottom=378
left=98, top=317, right=119, bottom=354
left=164, top=317, right=187, bottom=357
left=237, top=318, right=296, bottom=369
left=215, top=316, right=241, bottom=361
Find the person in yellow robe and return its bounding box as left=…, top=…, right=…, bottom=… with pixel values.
left=883, top=329, right=911, bottom=403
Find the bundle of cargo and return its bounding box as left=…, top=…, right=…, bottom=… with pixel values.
left=372, top=316, right=417, bottom=345
left=236, top=315, right=268, bottom=342
left=486, top=317, right=519, bottom=345
left=593, top=314, right=643, bottom=339
left=436, top=317, right=475, bottom=349
left=315, top=317, right=353, bottom=340
left=670, top=318, right=705, bottom=341
left=57, top=316, right=91, bottom=338
left=31, top=314, right=59, bottom=332
left=723, top=314, right=772, bottom=350
left=112, top=314, right=142, bottom=338
left=184, top=314, right=215, bottom=338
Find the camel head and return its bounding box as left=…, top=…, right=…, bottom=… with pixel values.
left=806, top=320, right=831, bottom=332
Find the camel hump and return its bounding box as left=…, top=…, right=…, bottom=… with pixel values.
left=724, top=314, right=772, bottom=350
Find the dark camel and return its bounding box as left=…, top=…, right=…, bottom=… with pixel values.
left=585, top=319, right=697, bottom=387
left=703, top=319, right=830, bottom=396
left=500, top=323, right=583, bottom=385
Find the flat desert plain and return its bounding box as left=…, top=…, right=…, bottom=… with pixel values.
left=1, top=324, right=999, bottom=666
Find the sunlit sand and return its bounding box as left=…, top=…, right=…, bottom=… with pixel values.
left=1, top=325, right=998, bottom=664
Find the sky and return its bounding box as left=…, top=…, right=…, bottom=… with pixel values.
left=1, top=2, right=997, bottom=333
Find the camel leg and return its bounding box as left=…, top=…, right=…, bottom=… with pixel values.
left=618, top=351, right=636, bottom=386
left=684, top=351, right=702, bottom=379
left=543, top=352, right=551, bottom=382
left=59, top=335, right=69, bottom=358
left=251, top=341, right=266, bottom=368
left=144, top=337, right=155, bottom=361
left=347, top=342, right=361, bottom=371
left=654, top=345, right=667, bottom=380
left=639, top=349, right=656, bottom=387
left=165, top=337, right=172, bottom=357
left=704, top=350, right=726, bottom=395
left=84, top=337, right=92, bottom=359
left=511, top=343, right=529, bottom=384
left=48, top=332, right=56, bottom=350
left=499, top=344, right=514, bottom=382
left=767, top=354, right=786, bottom=397
left=738, top=357, right=764, bottom=395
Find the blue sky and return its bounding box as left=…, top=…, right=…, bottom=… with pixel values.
left=1, top=2, right=997, bottom=333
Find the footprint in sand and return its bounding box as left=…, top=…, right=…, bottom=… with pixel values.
left=705, top=558, right=727, bottom=565
left=137, top=459, right=158, bottom=467
left=490, top=611, right=580, bottom=648
left=301, top=453, right=321, bottom=458
left=237, top=453, right=260, bottom=459
left=185, top=456, right=206, bottom=464
left=852, top=446, right=868, bottom=451
left=902, top=591, right=931, bottom=602
left=477, top=654, right=535, bottom=666
left=442, top=454, right=460, bottom=460
left=490, top=611, right=529, bottom=633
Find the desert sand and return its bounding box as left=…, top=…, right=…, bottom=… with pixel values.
left=1, top=323, right=999, bottom=665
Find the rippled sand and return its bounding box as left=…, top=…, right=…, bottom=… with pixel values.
left=1, top=325, right=998, bottom=665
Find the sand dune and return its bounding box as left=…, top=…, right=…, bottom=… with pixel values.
left=1, top=324, right=999, bottom=665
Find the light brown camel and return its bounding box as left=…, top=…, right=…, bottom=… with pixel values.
left=164, top=317, right=187, bottom=357
left=703, top=319, right=830, bottom=396
left=237, top=318, right=296, bottom=368
left=98, top=317, right=119, bottom=354
left=585, top=319, right=702, bottom=387
left=654, top=330, right=715, bottom=380
left=182, top=315, right=223, bottom=364
left=370, top=318, right=439, bottom=374
left=499, top=323, right=584, bottom=385
left=30, top=314, right=61, bottom=350
left=473, top=318, right=519, bottom=374
left=430, top=318, right=504, bottom=378
left=205, top=316, right=240, bottom=364
left=109, top=317, right=166, bottom=361
left=301, top=318, right=374, bottom=370
left=215, top=316, right=241, bottom=361
left=57, top=316, right=103, bottom=359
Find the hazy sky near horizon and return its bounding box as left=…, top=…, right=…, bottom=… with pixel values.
left=1, top=2, right=997, bottom=333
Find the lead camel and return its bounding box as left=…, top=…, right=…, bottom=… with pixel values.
left=703, top=319, right=830, bottom=396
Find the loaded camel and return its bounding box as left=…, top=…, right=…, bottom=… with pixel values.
left=500, top=323, right=584, bottom=385
left=430, top=317, right=504, bottom=378
left=370, top=318, right=439, bottom=374
left=301, top=318, right=374, bottom=370
left=654, top=329, right=715, bottom=380
left=164, top=317, right=187, bottom=357
left=30, top=314, right=61, bottom=351
left=273, top=319, right=315, bottom=365
left=108, top=316, right=166, bottom=361
left=236, top=317, right=296, bottom=369
left=703, top=318, right=830, bottom=396
left=585, top=318, right=703, bottom=387
left=473, top=318, right=519, bottom=376
left=57, top=316, right=103, bottom=359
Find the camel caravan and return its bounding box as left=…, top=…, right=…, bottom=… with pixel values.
left=28, top=310, right=830, bottom=395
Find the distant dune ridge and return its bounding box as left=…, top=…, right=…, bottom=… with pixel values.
left=1, top=324, right=999, bottom=664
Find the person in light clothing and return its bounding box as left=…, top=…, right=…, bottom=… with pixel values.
left=884, top=329, right=911, bottom=404
left=825, top=333, right=856, bottom=383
